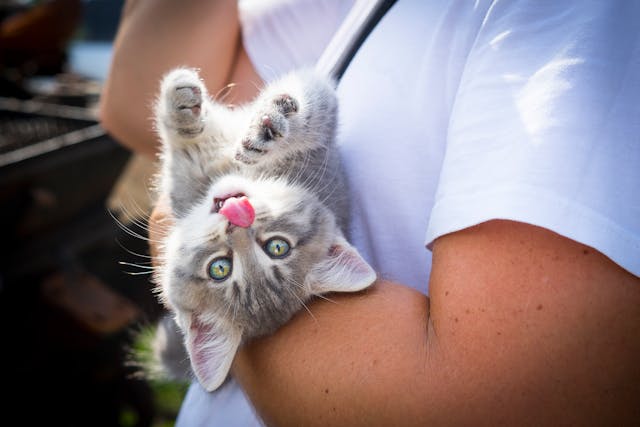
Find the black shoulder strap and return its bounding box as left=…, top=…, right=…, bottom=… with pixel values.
left=329, top=0, right=398, bottom=81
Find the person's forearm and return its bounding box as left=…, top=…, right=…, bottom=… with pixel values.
left=99, top=0, right=242, bottom=157
left=232, top=221, right=640, bottom=426
left=233, top=280, right=438, bottom=427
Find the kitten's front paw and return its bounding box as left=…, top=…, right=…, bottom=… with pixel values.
left=236, top=94, right=299, bottom=164
left=159, top=68, right=207, bottom=139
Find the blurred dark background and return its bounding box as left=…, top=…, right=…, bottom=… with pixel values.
left=0, top=1, right=182, bottom=426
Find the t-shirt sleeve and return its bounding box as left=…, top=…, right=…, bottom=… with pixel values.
left=238, top=0, right=355, bottom=81
left=425, top=1, right=640, bottom=276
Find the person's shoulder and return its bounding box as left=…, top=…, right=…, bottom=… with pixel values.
left=427, top=219, right=640, bottom=423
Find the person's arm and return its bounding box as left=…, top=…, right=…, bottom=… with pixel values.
left=233, top=219, right=640, bottom=426
left=99, top=0, right=262, bottom=157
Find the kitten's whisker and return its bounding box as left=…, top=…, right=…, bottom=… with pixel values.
left=313, top=146, right=332, bottom=189
left=232, top=301, right=239, bottom=325
left=119, top=261, right=156, bottom=270
left=123, top=198, right=148, bottom=229
left=304, top=147, right=333, bottom=198
left=284, top=277, right=307, bottom=291
left=222, top=302, right=233, bottom=322
left=317, top=177, right=342, bottom=208
left=249, top=79, right=263, bottom=95
left=119, top=223, right=162, bottom=243
left=115, top=238, right=153, bottom=260
left=310, top=292, right=338, bottom=305
left=299, top=146, right=329, bottom=193
left=284, top=287, right=318, bottom=325
left=113, top=219, right=150, bottom=241
left=129, top=216, right=151, bottom=233
left=126, top=190, right=154, bottom=218
left=307, top=154, right=342, bottom=208
left=221, top=288, right=234, bottom=320
left=300, top=156, right=337, bottom=210
left=289, top=148, right=313, bottom=186
left=285, top=277, right=338, bottom=305
left=114, top=207, right=149, bottom=233
left=213, top=82, right=237, bottom=103
left=109, top=210, right=165, bottom=243
left=113, top=191, right=156, bottom=230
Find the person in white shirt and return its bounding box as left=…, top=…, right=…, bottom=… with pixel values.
left=100, top=1, right=640, bottom=425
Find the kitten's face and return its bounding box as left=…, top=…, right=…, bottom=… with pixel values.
left=163, top=175, right=335, bottom=335
left=159, top=174, right=375, bottom=391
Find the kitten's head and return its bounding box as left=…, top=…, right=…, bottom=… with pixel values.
left=159, top=174, right=375, bottom=391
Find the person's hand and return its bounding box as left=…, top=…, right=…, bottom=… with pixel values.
left=99, top=0, right=254, bottom=158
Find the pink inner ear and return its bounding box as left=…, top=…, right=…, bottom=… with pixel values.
left=186, top=314, right=241, bottom=391
left=188, top=315, right=216, bottom=380
left=329, top=244, right=372, bottom=275
left=307, top=241, right=377, bottom=294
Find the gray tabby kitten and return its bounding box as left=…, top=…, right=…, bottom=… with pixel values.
left=153, top=67, right=376, bottom=391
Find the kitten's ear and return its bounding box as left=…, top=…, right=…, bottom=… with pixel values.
left=184, top=315, right=241, bottom=392
left=306, top=236, right=376, bottom=294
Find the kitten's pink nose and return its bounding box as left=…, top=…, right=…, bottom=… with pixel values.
left=218, top=196, right=255, bottom=228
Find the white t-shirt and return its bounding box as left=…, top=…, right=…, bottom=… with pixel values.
left=176, top=1, right=640, bottom=425
left=239, top=0, right=355, bottom=80
left=333, top=0, right=640, bottom=291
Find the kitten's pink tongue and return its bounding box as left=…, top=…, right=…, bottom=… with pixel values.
left=219, top=196, right=255, bottom=228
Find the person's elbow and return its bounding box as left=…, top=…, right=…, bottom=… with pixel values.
left=98, top=90, right=158, bottom=159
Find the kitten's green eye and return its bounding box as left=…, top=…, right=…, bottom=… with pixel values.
left=264, top=238, right=291, bottom=259
left=208, top=257, right=232, bottom=281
